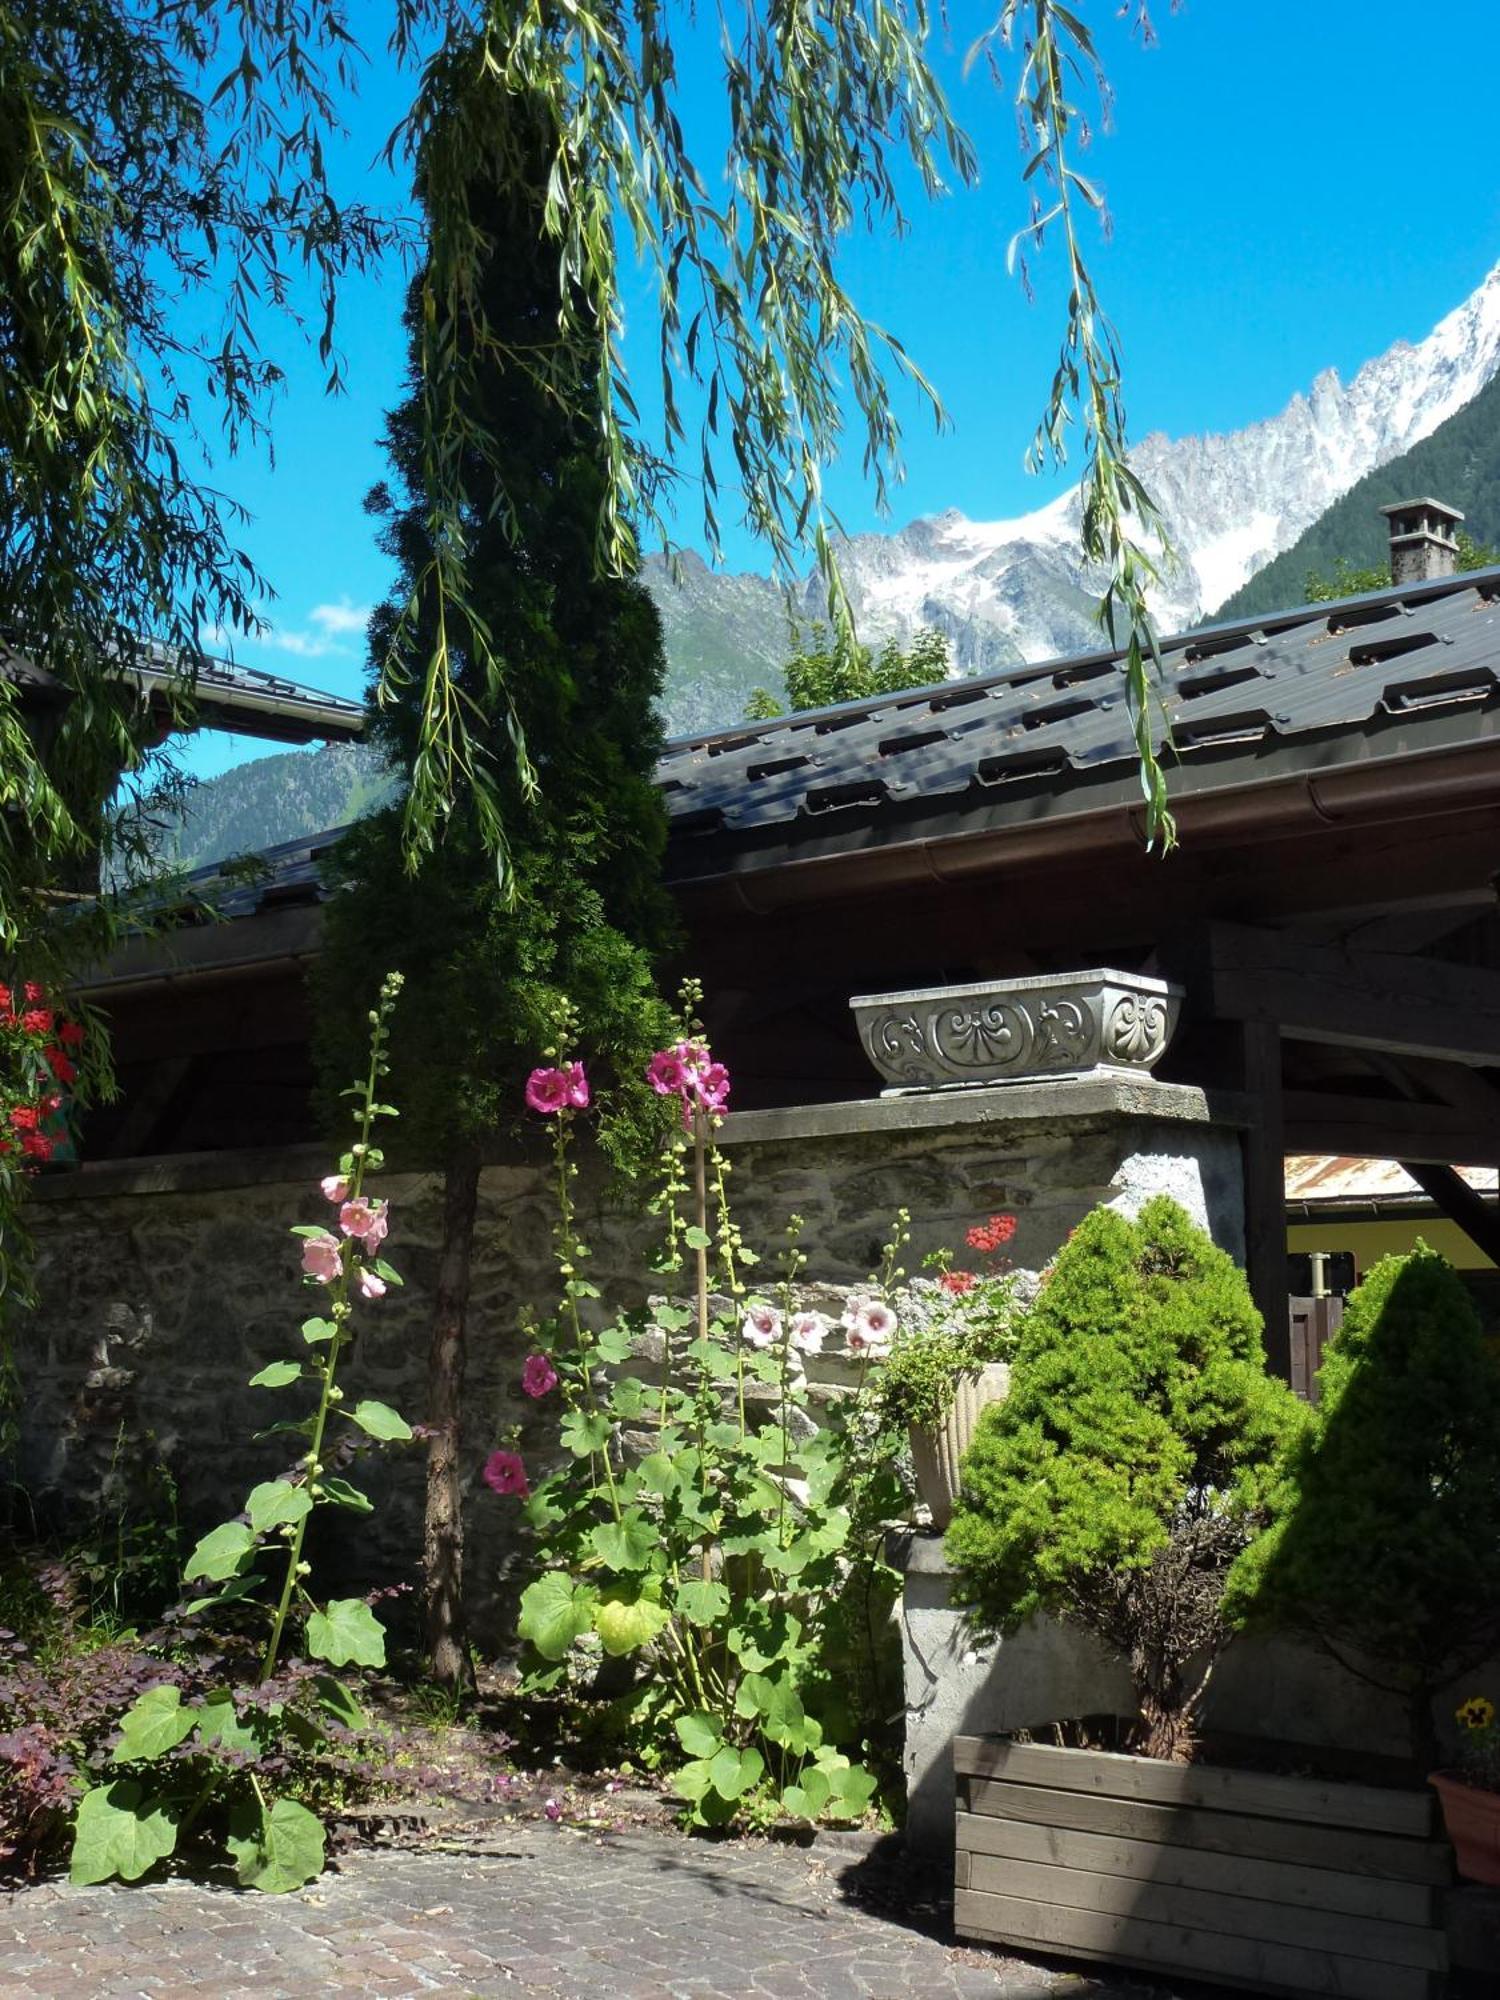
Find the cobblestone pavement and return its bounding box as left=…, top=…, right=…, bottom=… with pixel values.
left=0, top=1829, right=1190, bottom=2000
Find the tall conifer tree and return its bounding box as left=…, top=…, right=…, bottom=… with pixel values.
left=316, top=80, right=673, bottom=1687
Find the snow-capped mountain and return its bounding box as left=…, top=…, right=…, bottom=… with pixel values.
left=648, top=264, right=1500, bottom=734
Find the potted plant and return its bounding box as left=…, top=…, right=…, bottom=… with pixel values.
left=943, top=1200, right=1452, bottom=2000
left=879, top=1214, right=1022, bottom=1530
left=1430, top=1696, right=1500, bottom=1885
left=1229, top=1246, right=1500, bottom=1871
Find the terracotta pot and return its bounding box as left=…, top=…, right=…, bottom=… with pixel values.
left=909, top=1362, right=1011, bottom=1531
left=1431, top=1768, right=1500, bottom=1884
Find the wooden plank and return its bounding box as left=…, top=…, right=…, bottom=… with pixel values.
left=1242, top=1016, right=1291, bottom=1376
left=953, top=1739, right=1435, bottom=1837
left=1204, top=919, right=1500, bottom=1067
left=1283, top=1089, right=1500, bottom=1164
left=956, top=1810, right=1436, bottom=1927
left=961, top=1852, right=1446, bottom=1970
left=957, top=1778, right=1452, bottom=1883
left=955, top=1888, right=1442, bottom=2000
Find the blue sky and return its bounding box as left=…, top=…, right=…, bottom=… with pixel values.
left=186, top=0, right=1500, bottom=778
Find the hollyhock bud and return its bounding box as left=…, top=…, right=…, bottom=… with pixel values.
left=356, top=1268, right=386, bottom=1300
left=321, top=1174, right=349, bottom=1204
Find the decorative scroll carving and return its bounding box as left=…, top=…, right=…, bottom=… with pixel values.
left=852, top=971, right=1182, bottom=1093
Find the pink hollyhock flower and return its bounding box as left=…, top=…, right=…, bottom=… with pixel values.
left=521, top=1353, right=559, bottom=1399
left=339, top=1196, right=385, bottom=1243
left=788, top=1311, right=829, bottom=1356
left=563, top=1061, right=589, bottom=1109
left=483, top=1449, right=529, bottom=1497
left=740, top=1302, right=782, bottom=1350
left=357, top=1268, right=387, bottom=1300
left=525, top=1066, right=573, bottom=1115
left=699, top=1062, right=731, bottom=1113
left=843, top=1299, right=897, bottom=1359
left=321, top=1174, right=349, bottom=1203
left=301, top=1232, right=342, bottom=1284
left=646, top=1048, right=687, bottom=1097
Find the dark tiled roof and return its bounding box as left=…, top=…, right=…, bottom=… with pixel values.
left=657, top=566, right=1500, bottom=855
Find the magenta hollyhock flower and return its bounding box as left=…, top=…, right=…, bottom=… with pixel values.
left=356, top=1267, right=387, bottom=1299
left=646, top=1048, right=687, bottom=1097
left=483, top=1449, right=529, bottom=1497
left=562, top=1061, right=589, bottom=1109
left=521, top=1353, right=559, bottom=1399
left=525, top=1067, right=572, bottom=1115
left=321, top=1174, right=349, bottom=1204
left=301, top=1232, right=342, bottom=1284
left=699, top=1061, right=731, bottom=1113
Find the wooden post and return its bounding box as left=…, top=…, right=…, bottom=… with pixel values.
left=1241, top=1019, right=1291, bottom=1379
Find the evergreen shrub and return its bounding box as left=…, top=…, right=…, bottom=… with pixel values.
left=948, top=1197, right=1306, bottom=1759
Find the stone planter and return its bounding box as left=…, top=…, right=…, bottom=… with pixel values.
left=851, top=970, right=1182, bottom=1093
left=1430, top=1769, right=1500, bottom=1886
left=908, top=1363, right=1010, bottom=1531
left=954, top=1737, right=1450, bottom=1999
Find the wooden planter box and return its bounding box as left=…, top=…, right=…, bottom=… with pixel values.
left=954, top=1737, right=1451, bottom=2000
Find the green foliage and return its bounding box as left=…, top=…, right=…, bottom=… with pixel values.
left=948, top=1198, right=1305, bottom=1756
left=879, top=1286, right=1020, bottom=1432
left=67, top=979, right=415, bottom=1892
left=745, top=624, right=952, bottom=719
left=316, top=81, right=674, bottom=1171
left=513, top=999, right=902, bottom=1826
left=1225, top=1247, right=1500, bottom=1715
left=1221, top=366, right=1500, bottom=618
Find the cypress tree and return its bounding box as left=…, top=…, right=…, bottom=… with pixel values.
left=315, top=81, right=673, bottom=1687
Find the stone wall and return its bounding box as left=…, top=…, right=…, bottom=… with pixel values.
left=16, top=1075, right=1246, bottom=1644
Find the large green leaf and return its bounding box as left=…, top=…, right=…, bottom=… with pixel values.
left=816, top=1755, right=878, bottom=1822
left=194, top=1691, right=268, bottom=1758
left=345, top=1398, right=411, bottom=1441
left=301, top=1316, right=338, bottom=1346
left=226, top=1795, right=327, bottom=1893
left=248, top=1360, right=302, bottom=1389
left=593, top=1589, right=670, bottom=1657
left=560, top=1408, right=611, bottom=1456
left=671, top=1756, right=716, bottom=1804
left=313, top=1675, right=367, bottom=1731
left=246, top=1479, right=312, bottom=1533
left=594, top=1324, right=635, bottom=1363
left=320, top=1475, right=373, bottom=1514
left=708, top=1744, right=764, bottom=1800
left=517, top=1573, right=598, bottom=1660
left=781, top=1767, right=832, bottom=1820
left=305, top=1597, right=386, bottom=1669
left=70, top=1781, right=178, bottom=1885
left=673, top=1711, right=723, bottom=1759
left=183, top=1520, right=257, bottom=1583
left=587, top=1512, right=657, bottom=1573
left=111, top=1684, right=196, bottom=1764
left=674, top=1579, right=730, bottom=1628
left=633, top=1451, right=680, bottom=1498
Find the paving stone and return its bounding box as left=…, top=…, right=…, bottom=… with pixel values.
left=0, top=1830, right=1204, bottom=2000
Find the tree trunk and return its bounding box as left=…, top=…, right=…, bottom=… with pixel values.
left=1139, top=1687, right=1196, bottom=1763
left=423, top=1142, right=482, bottom=1691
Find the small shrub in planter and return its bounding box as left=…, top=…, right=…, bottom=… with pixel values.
left=1227, top=1245, right=1500, bottom=1866
left=948, top=1196, right=1306, bottom=1759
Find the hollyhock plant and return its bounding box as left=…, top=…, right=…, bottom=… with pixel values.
left=522, top=1353, right=559, bottom=1399
left=483, top=1449, right=529, bottom=1497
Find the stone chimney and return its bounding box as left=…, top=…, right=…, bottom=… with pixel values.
left=1379, top=496, right=1464, bottom=585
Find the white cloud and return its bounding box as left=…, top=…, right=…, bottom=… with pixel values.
left=309, top=600, right=371, bottom=640
left=222, top=599, right=373, bottom=662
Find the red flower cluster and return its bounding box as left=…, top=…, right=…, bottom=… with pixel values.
left=939, top=1269, right=978, bottom=1297
left=1, top=984, right=83, bottom=1174
left=966, top=1213, right=1018, bottom=1254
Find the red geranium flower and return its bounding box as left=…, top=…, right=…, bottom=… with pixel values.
left=939, top=1270, right=978, bottom=1296
left=20, top=1131, right=52, bottom=1162
left=21, top=1008, right=53, bottom=1036
left=45, top=1048, right=76, bottom=1085
left=9, top=1105, right=40, bottom=1131
left=58, top=1021, right=86, bottom=1048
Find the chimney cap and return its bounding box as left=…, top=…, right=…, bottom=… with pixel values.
left=1378, top=496, right=1466, bottom=526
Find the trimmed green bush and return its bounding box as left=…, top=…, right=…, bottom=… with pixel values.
left=1225, top=1245, right=1500, bottom=1766
left=948, top=1197, right=1306, bottom=1759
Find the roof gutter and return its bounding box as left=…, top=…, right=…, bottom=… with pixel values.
left=670, top=735, right=1500, bottom=915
